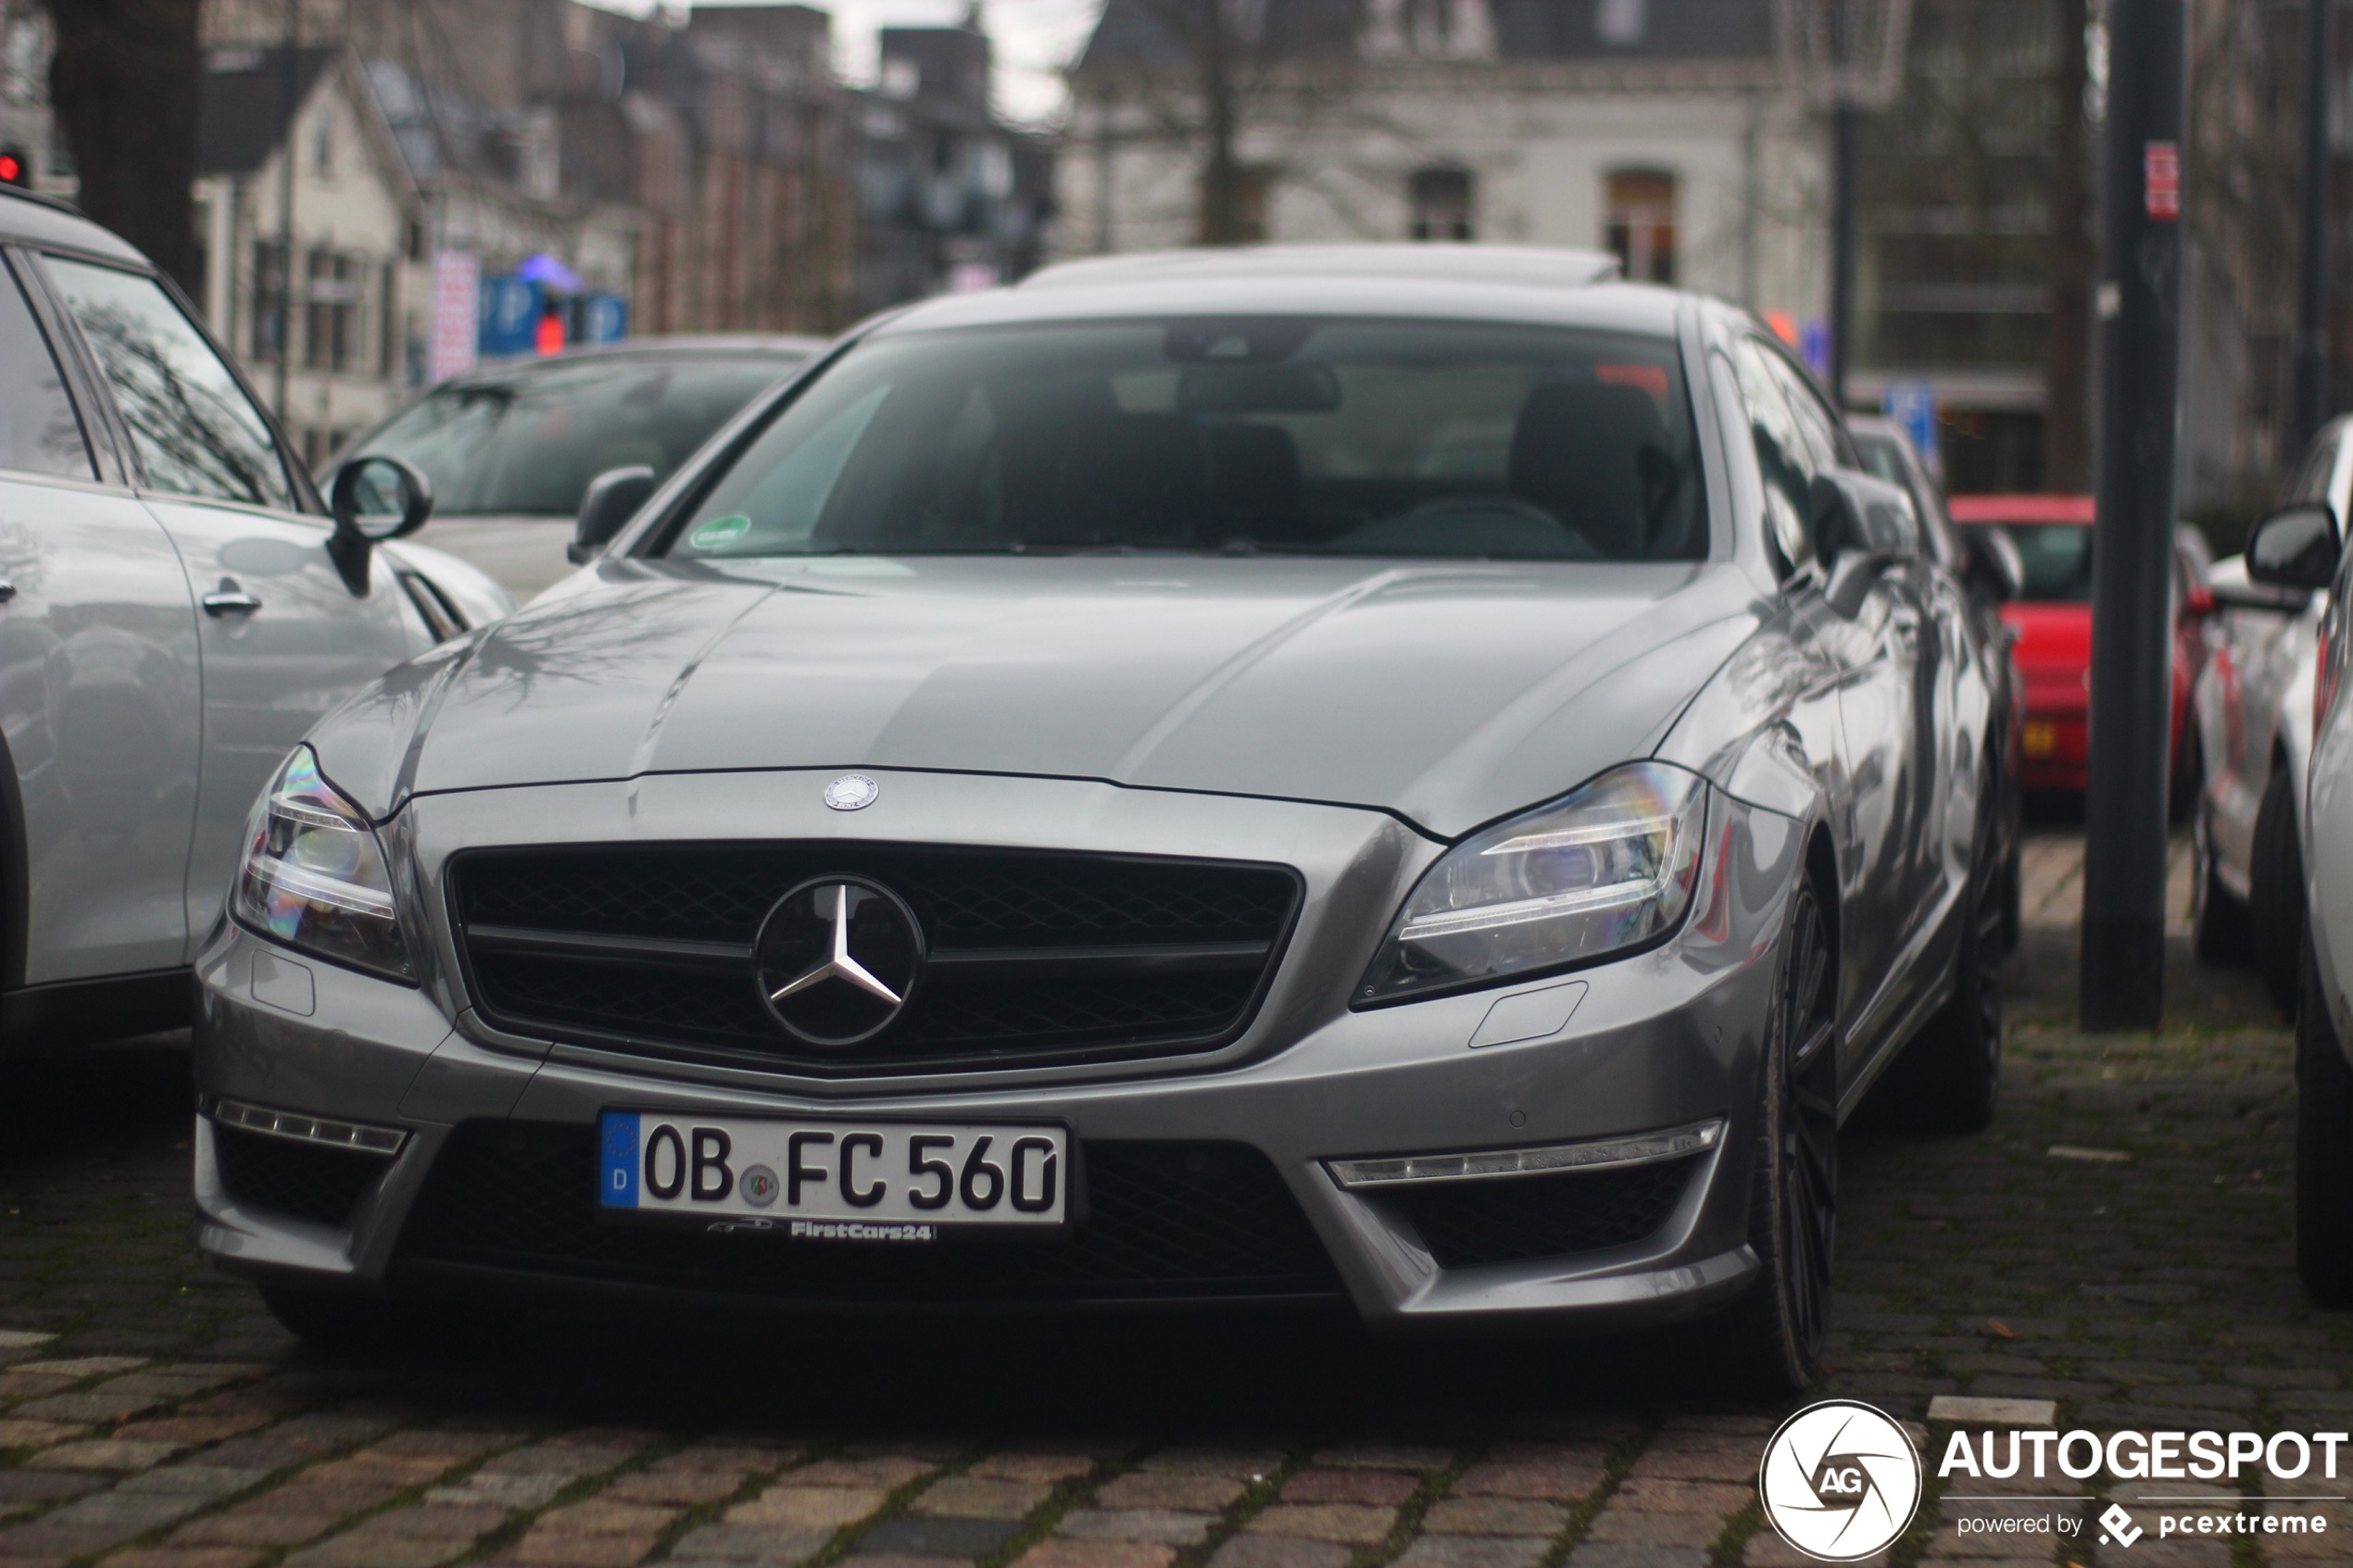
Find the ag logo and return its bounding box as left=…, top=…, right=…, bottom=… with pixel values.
left=1759, top=1400, right=1922, bottom=1562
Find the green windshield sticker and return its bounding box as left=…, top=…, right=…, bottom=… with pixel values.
left=689, top=514, right=751, bottom=549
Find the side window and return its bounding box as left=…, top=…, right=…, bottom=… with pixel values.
left=1731, top=338, right=1815, bottom=571
left=0, top=257, right=94, bottom=481
left=1761, top=352, right=1844, bottom=481
left=2292, top=431, right=2339, bottom=506
left=39, top=256, right=296, bottom=510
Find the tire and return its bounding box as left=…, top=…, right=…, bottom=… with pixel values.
left=2169, top=728, right=2202, bottom=826
left=1876, top=785, right=2005, bottom=1134
left=2250, top=762, right=2306, bottom=1017
left=1714, top=875, right=1838, bottom=1396
left=2000, top=841, right=2022, bottom=954
left=2191, top=797, right=2253, bottom=964
left=258, top=1284, right=415, bottom=1357
left=2296, top=940, right=2353, bottom=1307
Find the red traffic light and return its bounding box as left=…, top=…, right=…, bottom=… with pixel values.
left=0, top=149, right=26, bottom=188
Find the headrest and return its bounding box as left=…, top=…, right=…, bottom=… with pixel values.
left=1507, top=383, right=1670, bottom=558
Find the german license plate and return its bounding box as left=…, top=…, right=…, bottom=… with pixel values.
left=597, top=1111, right=1067, bottom=1239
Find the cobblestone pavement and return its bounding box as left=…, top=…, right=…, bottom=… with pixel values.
left=0, top=829, right=2343, bottom=1568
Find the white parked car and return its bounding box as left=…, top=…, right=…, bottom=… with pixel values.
left=2191, top=418, right=2347, bottom=1014
left=0, top=186, right=509, bottom=1048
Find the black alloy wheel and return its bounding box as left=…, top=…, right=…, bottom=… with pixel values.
left=1719, top=875, right=1839, bottom=1393
left=2296, top=937, right=2353, bottom=1307
left=2191, top=794, right=2253, bottom=963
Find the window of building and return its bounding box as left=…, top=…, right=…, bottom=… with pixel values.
left=1198, top=167, right=1270, bottom=245
left=303, top=250, right=361, bottom=372
left=1604, top=170, right=1676, bottom=283
left=1409, top=167, right=1474, bottom=241
left=1596, top=0, right=1647, bottom=45
left=249, top=240, right=287, bottom=363
left=311, top=107, right=333, bottom=177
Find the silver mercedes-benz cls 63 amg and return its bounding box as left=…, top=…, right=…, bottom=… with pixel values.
left=192, top=245, right=2007, bottom=1390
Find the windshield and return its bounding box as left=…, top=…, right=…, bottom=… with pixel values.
left=663, top=318, right=1705, bottom=561
left=354, top=354, right=797, bottom=516
left=1982, top=522, right=2093, bottom=601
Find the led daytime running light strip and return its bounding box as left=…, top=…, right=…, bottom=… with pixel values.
left=1398, top=871, right=1667, bottom=942
left=202, top=1095, right=407, bottom=1156
left=270, top=795, right=364, bottom=833
left=1480, top=812, right=1677, bottom=856
left=1326, top=1118, right=1724, bottom=1188
left=251, top=857, right=397, bottom=919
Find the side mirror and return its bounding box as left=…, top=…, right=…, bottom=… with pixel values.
left=569, top=464, right=658, bottom=566
left=2246, top=503, right=2339, bottom=592
left=1807, top=472, right=1864, bottom=561
left=324, top=454, right=434, bottom=595
left=1825, top=547, right=1894, bottom=617
left=1964, top=526, right=2024, bottom=603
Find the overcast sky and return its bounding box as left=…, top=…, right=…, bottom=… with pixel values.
left=596, top=0, right=1105, bottom=127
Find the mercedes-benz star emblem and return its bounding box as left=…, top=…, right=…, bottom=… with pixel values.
left=753, top=876, right=923, bottom=1046
left=824, top=773, right=879, bottom=811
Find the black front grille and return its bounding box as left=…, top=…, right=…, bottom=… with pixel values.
left=213, top=1125, right=393, bottom=1227
left=450, top=845, right=1300, bottom=1075
left=1379, top=1157, right=1699, bottom=1269
left=399, top=1121, right=1341, bottom=1304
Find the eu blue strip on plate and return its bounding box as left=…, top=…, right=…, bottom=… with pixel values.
left=599, top=1112, right=640, bottom=1208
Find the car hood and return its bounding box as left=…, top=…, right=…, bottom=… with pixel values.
left=317, top=555, right=1764, bottom=838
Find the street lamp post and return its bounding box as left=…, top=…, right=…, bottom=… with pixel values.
left=2080, top=0, right=2187, bottom=1031
left=2293, top=0, right=2333, bottom=453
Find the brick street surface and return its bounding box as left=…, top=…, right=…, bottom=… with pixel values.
left=0, top=828, right=2345, bottom=1568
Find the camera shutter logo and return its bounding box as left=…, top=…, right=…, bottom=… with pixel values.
left=1759, top=1400, right=1922, bottom=1562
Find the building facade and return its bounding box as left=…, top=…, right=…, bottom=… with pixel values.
left=1065, top=0, right=1831, bottom=335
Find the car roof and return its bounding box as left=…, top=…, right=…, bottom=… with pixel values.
left=874, top=245, right=1679, bottom=338
left=1024, top=245, right=1622, bottom=293
left=0, top=187, right=147, bottom=266
left=1948, top=494, right=2096, bottom=525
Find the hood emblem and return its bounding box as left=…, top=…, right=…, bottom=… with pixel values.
left=824, top=773, right=879, bottom=811
left=754, top=877, right=924, bottom=1046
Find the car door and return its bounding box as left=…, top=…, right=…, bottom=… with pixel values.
left=1741, top=340, right=1929, bottom=1067
left=0, top=248, right=202, bottom=984
left=32, top=254, right=421, bottom=955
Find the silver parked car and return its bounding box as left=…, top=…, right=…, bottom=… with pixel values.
left=2242, top=497, right=2353, bottom=1300
left=192, top=245, right=2004, bottom=1390
left=2191, top=418, right=2347, bottom=1014
left=0, top=187, right=508, bottom=1050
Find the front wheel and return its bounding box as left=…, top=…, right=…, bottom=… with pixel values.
left=1715, top=876, right=1838, bottom=1396
left=2296, top=940, right=2353, bottom=1307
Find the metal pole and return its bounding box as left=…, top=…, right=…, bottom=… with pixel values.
left=2080, top=0, right=2187, bottom=1032
left=1829, top=99, right=1856, bottom=405
left=274, top=0, right=297, bottom=421
left=2294, top=0, right=2333, bottom=452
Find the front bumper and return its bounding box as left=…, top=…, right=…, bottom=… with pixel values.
left=192, top=768, right=1806, bottom=1335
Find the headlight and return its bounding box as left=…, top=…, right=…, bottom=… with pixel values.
left=233, top=746, right=414, bottom=981
left=1356, top=762, right=1708, bottom=1006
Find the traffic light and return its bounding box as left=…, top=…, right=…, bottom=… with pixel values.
left=0, top=147, right=28, bottom=188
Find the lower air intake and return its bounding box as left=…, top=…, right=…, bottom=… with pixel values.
left=399, top=1122, right=1342, bottom=1305
left=212, top=1124, right=393, bottom=1227
left=1379, top=1157, right=1699, bottom=1269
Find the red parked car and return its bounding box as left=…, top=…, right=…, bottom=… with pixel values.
left=1948, top=495, right=2210, bottom=813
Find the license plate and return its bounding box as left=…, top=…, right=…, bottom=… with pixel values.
left=598, top=1111, right=1068, bottom=1239
left=2022, top=721, right=2057, bottom=758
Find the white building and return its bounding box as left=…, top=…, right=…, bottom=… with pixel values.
left=194, top=44, right=422, bottom=468
left=1065, top=0, right=1831, bottom=333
